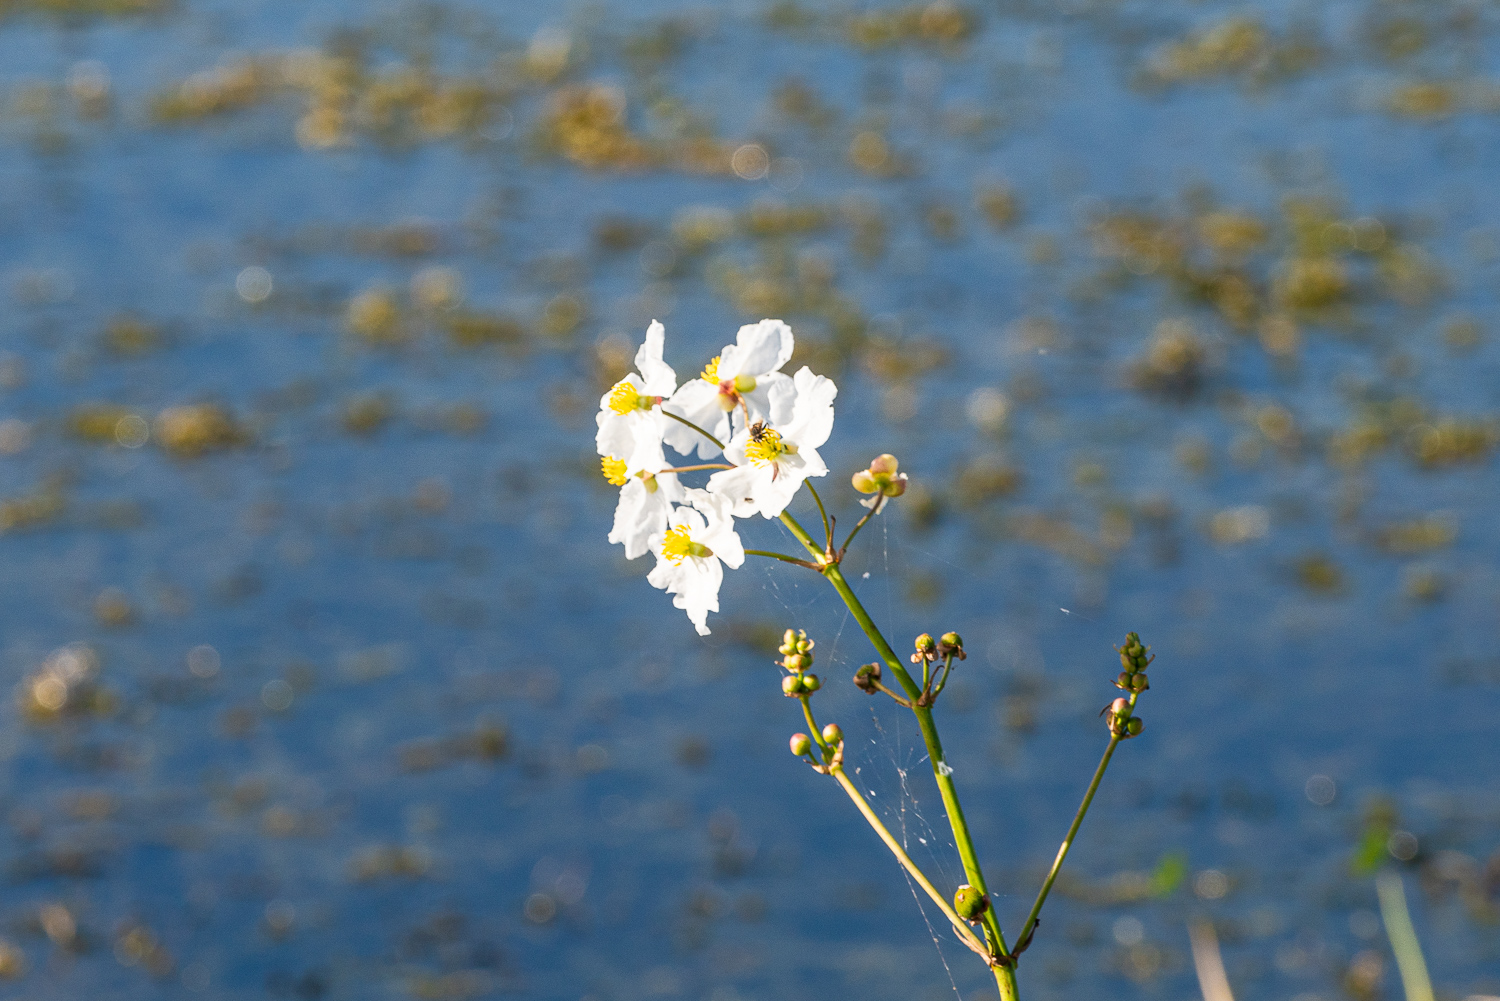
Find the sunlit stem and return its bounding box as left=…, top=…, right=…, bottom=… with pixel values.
left=779, top=506, right=1017, bottom=996
left=745, top=548, right=821, bottom=569
left=778, top=510, right=826, bottom=562
left=660, top=409, right=724, bottom=450
left=800, top=533, right=1012, bottom=967
left=799, top=696, right=827, bottom=753
left=806, top=481, right=833, bottom=552
left=1376, top=870, right=1435, bottom=1001
left=1014, top=690, right=1139, bottom=955
left=828, top=765, right=994, bottom=965
left=662, top=463, right=733, bottom=473
left=838, top=493, right=885, bottom=556
left=932, top=652, right=956, bottom=697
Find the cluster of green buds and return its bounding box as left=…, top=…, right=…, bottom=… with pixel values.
left=782, top=629, right=846, bottom=774
left=779, top=628, right=821, bottom=697
left=1114, top=631, right=1152, bottom=694
left=1105, top=632, right=1150, bottom=738
left=1106, top=697, right=1144, bottom=738
left=851, top=453, right=909, bottom=498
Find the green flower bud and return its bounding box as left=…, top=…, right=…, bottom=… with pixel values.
left=953, top=884, right=989, bottom=920
left=1125, top=717, right=1144, bottom=736
left=854, top=454, right=909, bottom=498
left=853, top=663, right=882, bottom=694
left=796, top=637, right=814, bottom=655
left=784, top=653, right=807, bottom=672
left=915, top=633, right=936, bottom=655
left=1129, top=673, right=1149, bottom=693
left=1120, top=651, right=1136, bottom=672
left=821, top=723, right=843, bottom=745
left=789, top=733, right=812, bottom=756
left=780, top=629, right=798, bottom=655
left=937, top=632, right=967, bottom=660
left=801, top=673, right=821, bottom=692
left=1116, top=671, right=1131, bottom=689
left=1110, top=697, right=1130, bottom=717
left=782, top=675, right=804, bottom=696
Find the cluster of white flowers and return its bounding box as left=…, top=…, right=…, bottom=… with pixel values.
left=594, top=318, right=838, bottom=635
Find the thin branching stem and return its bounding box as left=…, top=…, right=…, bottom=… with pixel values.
left=828, top=766, right=994, bottom=965
left=1014, top=690, right=1139, bottom=955
left=745, top=549, right=822, bottom=569
left=838, top=494, right=885, bottom=557
left=799, top=696, right=826, bottom=752
left=662, top=463, right=733, bottom=473
left=660, top=409, right=723, bottom=450
left=806, top=481, right=833, bottom=553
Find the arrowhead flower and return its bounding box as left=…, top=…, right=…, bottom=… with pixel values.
left=662, top=319, right=796, bottom=459
left=707, top=366, right=837, bottom=519
left=601, top=443, right=683, bottom=560
left=646, top=489, right=745, bottom=636
left=596, top=320, right=677, bottom=474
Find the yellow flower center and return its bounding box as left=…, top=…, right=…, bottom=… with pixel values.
left=601, top=456, right=628, bottom=486
left=606, top=381, right=640, bottom=414
left=661, top=524, right=713, bottom=564
left=607, top=380, right=658, bottom=415
left=745, top=427, right=795, bottom=467
left=700, top=357, right=721, bottom=383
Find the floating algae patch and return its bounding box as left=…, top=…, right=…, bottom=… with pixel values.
left=152, top=49, right=514, bottom=148
left=152, top=404, right=248, bottom=457
left=0, top=0, right=167, bottom=22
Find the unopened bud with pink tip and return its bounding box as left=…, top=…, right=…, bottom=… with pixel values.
left=852, top=454, right=909, bottom=498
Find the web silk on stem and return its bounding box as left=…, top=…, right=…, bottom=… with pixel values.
left=595, top=318, right=1156, bottom=1001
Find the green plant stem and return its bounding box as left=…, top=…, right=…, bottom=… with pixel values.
left=806, top=481, right=833, bottom=551
left=662, top=463, right=733, bottom=473
left=828, top=765, right=993, bottom=964
left=781, top=508, right=1018, bottom=998
left=660, top=409, right=723, bottom=449
left=745, top=549, right=820, bottom=568
left=838, top=494, right=885, bottom=555
left=799, top=696, right=826, bottom=752
left=1014, top=691, right=1138, bottom=954
left=1376, top=870, right=1435, bottom=1001
left=779, top=510, right=825, bottom=560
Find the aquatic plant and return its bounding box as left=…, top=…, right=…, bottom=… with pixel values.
left=594, top=318, right=1156, bottom=999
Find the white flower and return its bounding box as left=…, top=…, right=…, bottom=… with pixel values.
left=602, top=451, right=683, bottom=560
left=707, top=366, right=836, bottom=519
left=662, top=318, right=796, bottom=459
left=646, top=489, right=745, bottom=636
left=596, top=320, right=677, bottom=474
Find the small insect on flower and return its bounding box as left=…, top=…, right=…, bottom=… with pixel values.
left=748, top=420, right=770, bottom=443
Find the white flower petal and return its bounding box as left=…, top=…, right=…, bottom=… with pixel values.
left=705, top=464, right=760, bottom=518
left=781, top=367, right=837, bottom=450
left=662, top=381, right=729, bottom=459
left=635, top=320, right=677, bottom=397
left=719, top=319, right=793, bottom=380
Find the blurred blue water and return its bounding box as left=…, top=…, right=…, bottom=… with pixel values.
left=0, top=2, right=1496, bottom=1000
